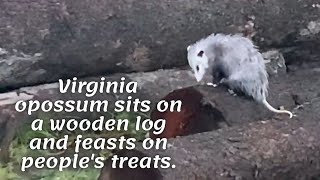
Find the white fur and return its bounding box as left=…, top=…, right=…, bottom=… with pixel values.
left=186, top=33, right=293, bottom=118
left=186, top=40, right=210, bottom=82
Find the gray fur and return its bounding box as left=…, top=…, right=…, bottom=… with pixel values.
left=187, top=33, right=293, bottom=118
left=187, top=33, right=268, bottom=102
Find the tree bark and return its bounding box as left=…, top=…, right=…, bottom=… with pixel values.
left=0, top=0, right=319, bottom=91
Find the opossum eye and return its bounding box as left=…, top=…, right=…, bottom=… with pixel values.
left=197, top=50, right=204, bottom=57
left=196, top=65, right=199, bottom=72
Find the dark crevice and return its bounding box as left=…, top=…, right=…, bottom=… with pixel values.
left=149, top=86, right=229, bottom=139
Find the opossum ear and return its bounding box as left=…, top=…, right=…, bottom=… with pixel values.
left=197, top=50, right=204, bottom=57
left=187, top=45, right=191, bottom=51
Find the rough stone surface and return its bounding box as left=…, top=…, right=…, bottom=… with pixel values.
left=0, top=0, right=319, bottom=90
left=1, top=68, right=320, bottom=165
left=134, top=118, right=320, bottom=180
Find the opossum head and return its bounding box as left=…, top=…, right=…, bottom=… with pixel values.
left=187, top=44, right=209, bottom=82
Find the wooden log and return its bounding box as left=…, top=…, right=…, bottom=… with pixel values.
left=1, top=65, right=319, bottom=163
left=0, top=0, right=319, bottom=90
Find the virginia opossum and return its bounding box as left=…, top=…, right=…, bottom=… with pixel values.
left=186, top=33, right=293, bottom=118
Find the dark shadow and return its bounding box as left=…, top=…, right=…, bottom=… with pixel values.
left=149, top=86, right=228, bottom=139
left=98, top=149, right=163, bottom=180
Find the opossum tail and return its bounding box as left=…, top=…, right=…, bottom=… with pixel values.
left=262, top=99, right=293, bottom=118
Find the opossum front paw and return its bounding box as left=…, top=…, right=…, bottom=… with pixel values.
left=206, top=82, right=218, bottom=87
left=219, top=78, right=227, bottom=84
left=228, top=89, right=237, bottom=96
